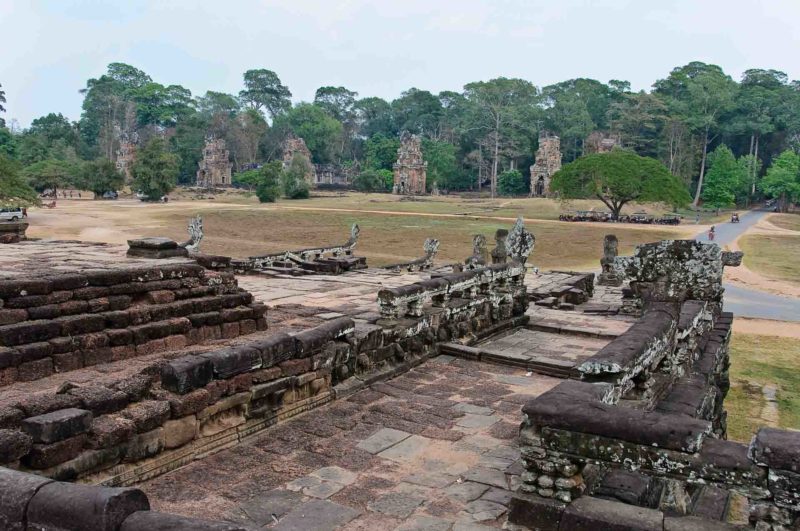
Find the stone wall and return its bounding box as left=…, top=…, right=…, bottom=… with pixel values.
left=0, top=263, right=528, bottom=494
left=509, top=241, right=799, bottom=530
left=0, top=263, right=265, bottom=388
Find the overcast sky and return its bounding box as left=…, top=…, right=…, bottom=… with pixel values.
left=2, top=0, right=799, bottom=128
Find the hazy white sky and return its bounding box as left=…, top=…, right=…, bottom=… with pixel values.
left=2, top=0, right=799, bottom=127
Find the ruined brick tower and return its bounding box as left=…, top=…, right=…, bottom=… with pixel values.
left=282, top=135, right=315, bottom=186
left=115, top=134, right=137, bottom=184
left=585, top=131, right=622, bottom=154
left=196, top=137, right=232, bottom=187
left=393, top=132, right=427, bottom=195
left=530, top=131, right=562, bottom=197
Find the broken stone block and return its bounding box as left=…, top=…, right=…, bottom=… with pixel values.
left=27, top=482, right=150, bottom=531
left=161, top=355, right=214, bottom=394
left=120, top=400, right=170, bottom=433
left=200, top=346, right=262, bottom=379
left=23, top=434, right=87, bottom=469
left=21, top=408, right=92, bottom=443
left=0, top=428, right=32, bottom=464
left=0, top=467, right=54, bottom=531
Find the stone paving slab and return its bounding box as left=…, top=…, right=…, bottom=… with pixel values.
left=377, top=435, right=432, bottom=462
left=356, top=427, right=413, bottom=454
left=272, top=499, right=361, bottom=531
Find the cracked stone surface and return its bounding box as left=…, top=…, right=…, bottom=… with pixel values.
left=367, top=492, right=426, bottom=518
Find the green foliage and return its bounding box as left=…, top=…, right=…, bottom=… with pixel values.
left=497, top=169, right=527, bottom=196
left=23, top=159, right=81, bottom=193
left=314, top=86, right=358, bottom=122
left=130, top=137, right=179, bottom=201
left=0, top=154, right=39, bottom=207
left=233, top=169, right=261, bottom=189
left=196, top=91, right=240, bottom=117
left=355, top=97, right=395, bottom=138
left=701, top=145, right=746, bottom=207
left=170, top=114, right=209, bottom=184
left=0, top=127, right=14, bottom=157
left=282, top=154, right=312, bottom=199
left=131, top=82, right=194, bottom=128
left=551, top=150, right=691, bottom=218
left=79, top=158, right=124, bottom=196
left=353, top=169, right=390, bottom=192
left=254, top=161, right=283, bottom=203
left=421, top=139, right=458, bottom=190
left=392, top=88, right=443, bottom=135
left=239, top=69, right=292, bottom=119
left=365, top=134, right=400, bottom=171
left=274, top=104, right=343, bottom=164
left=761, top=150, right=800, bottom=212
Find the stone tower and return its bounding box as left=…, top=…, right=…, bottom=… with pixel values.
left=585, top=131, right=622, bottom=154
left=115, top=133, right=137, bottom=184
left=282, top=135, right=315, bottom=185
left=529, top=131, right=562, bottom=197
left=196, top=137, right=233, bottom=187
left=393, top=132, right=427, bottom=195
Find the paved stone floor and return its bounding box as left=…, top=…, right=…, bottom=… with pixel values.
left=475, top=328, right=609, bottom=367
left=137, top=356, right=561, bottom=530
left=0, top=240, right=192, bottom=278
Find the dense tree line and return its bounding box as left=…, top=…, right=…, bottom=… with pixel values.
left=2, top=61, right=800, bottom=209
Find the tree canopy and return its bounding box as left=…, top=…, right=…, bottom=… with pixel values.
left=0, top=154, right=39, bottom=207
left=550, top=150, right=691, bottom=219
left=3, top=60, right=800, bottom=205
left=131, top=137, right=178, bottom=201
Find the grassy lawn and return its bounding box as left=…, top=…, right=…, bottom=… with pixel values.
left=727, top=333, right=800, bottom=442
left=739, top=233, right=800, bottom=287
left=151, top=207, right=684, bottom=269
left=769, top=213, right=800, bottom=232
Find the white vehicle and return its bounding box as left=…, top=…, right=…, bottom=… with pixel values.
left=0, top=207, right=24, bottom=221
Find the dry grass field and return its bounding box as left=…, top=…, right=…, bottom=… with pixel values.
left=727, top=332, right=800, bottom=441
left=739, top=233, right=800, bottom=288
left=25, top=192, right=694, bottom=270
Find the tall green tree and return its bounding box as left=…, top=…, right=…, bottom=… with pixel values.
left=239, top=69, right=292, bottom=119
left=0, top=154, right=39, bottom=207
left=354, top=97, right=395, bottom=138
left=761, top=150, right=800, bottom=212
left=254, top=161, right=283, bottom=203
left=196, top=91, right=241, bottom=117
left=654, top=62, right=737, bottom=205
left=275, top=103, right=343, bottom=164
left=550, top=150, right=691, bottom=219
left=79, top=158, right=124, bottom=197
left=701, top=145, right=746, bottom=208
left=422, top=139, right=458, bottom=190
left=130, top=137, right=178, bottom=201
left=608, top=92, right=668, bottom=157
left=23, top=159, right=81, bottom=196
left=497, top=169, right=526, bottom=196
left=282, top=153, right=312, bottom=199
left=364, top=134, right=400, bottom=171
left=392, top=88, right=443, bottom=137
left=463, top=78, right=538, bottom=197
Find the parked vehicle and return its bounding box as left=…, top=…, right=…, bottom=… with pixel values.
left=101, top=191, right=119, bottom=200
left=657, top=213, right=682, bottom=225
left=0, top=207, right=23, bottom=221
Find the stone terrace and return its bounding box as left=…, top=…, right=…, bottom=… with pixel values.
left=137, top=356, right=561, bottom=530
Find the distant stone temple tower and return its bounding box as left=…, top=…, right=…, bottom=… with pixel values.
left=282, top=135, right=315, bottom=185
left=196, top=137, right=232, bottom=187
left=529, top=131, right=562, bottom=197
left=393, top=132, right=427, bottom=195
left=115, top=133, right=137, bottom=184
left=585, top=131, right=622, bottom=154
